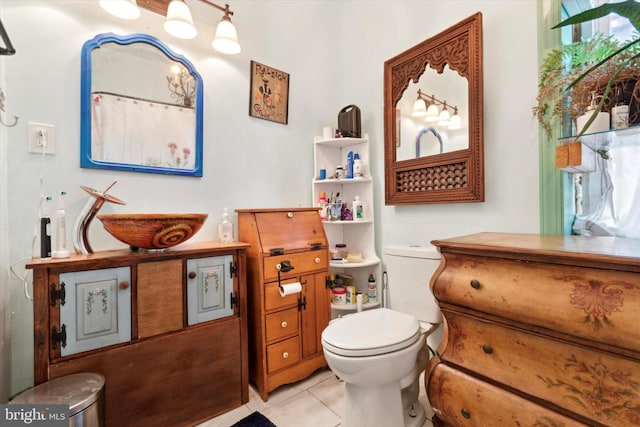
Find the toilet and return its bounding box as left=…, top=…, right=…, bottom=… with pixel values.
left=321, top=245, right=442, bottom=427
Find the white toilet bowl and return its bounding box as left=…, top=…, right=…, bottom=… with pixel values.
left=321, top=308, right=431, bottom=427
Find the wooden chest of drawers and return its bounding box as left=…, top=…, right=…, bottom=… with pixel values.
left=237, top=208, right=331, bottom=401
left=428, top=232, right=640, bottom=426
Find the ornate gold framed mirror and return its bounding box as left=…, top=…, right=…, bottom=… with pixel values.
left=384, top=12, right=483, bottom=205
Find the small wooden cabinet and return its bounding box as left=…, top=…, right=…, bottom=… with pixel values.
left=237, top=208, right=331, bottom=401
left=428, top=233, right=640, bottom=426
left=26, top=242, right=249, bottom=427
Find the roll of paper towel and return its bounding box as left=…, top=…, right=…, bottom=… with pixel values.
left=279, top=282, right=302, bottom=297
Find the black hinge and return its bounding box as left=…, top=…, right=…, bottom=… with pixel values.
left=51, top=324, right=66, bottom=349
left=269, top=247, right=284, bottom=256
left=310, top=242, right=322, bottom=250
left=297, top=295, right=307, bottom=311
left=229, top=261, right=237, bottom=278
left=230, top=292, right=238, bottom=309
left=50, top=282, right=66, bottom=307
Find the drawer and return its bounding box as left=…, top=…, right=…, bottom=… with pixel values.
left=265, top=279, right=299, bottom=311
left=428, top=363, right=588, bottom=426
left=266, top=308, right=299, bottom=343
left=440, top=310, right=640, bottom=427
left=255, top=210, right=327, bottom=253
left=267, top=337, right=300, bottom=373
left=434, top=253, right=640, bottom=353
left=264, top=251, right=328, bottom=282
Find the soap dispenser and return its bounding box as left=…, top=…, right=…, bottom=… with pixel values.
left=576, top=92, right=610, bottom=135
left=52, top=191, right=70, bottom=259
left=218, top=207, right=234, bottom=243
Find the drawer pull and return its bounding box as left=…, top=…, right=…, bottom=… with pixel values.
left=188, top=271, right=196, bottom=279
left=482, top=344, right=493, bottom=354
left=470, top=279, right=481, bottom=289
left=119, top=281, right=130, bottom=290
left=283, top=351, right=289, bottom=359
left=461, top=408, right=471, bottom=419
left=315, top=257, right=320, bottom=264
left=281, top=321, right=288, bottom=328
left=287, top=212, right=293, bottom=218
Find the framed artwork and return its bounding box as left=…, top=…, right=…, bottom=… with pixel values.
left=249, top=60, right=289, bottom=125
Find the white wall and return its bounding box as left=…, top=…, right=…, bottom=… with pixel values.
left=2, top=0, right=540, bottom=397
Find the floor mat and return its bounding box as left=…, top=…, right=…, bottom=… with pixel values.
left=230, top=411, right=276, bottom=427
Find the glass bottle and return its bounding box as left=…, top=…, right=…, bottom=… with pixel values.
left=611, top=87, right=629, bottom=130
left=218, top=207, right=234, bottom=243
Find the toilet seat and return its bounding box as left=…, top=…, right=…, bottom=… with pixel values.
left=321, top=308, right=421, bottom=357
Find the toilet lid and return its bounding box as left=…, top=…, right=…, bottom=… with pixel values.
left=321, top=308, right=421, bottom=357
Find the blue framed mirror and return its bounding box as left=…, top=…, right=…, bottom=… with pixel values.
left=81, top=33, right=203, bottom=176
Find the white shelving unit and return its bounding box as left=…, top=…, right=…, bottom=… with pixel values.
left=312, top=134, right=382, bottom=315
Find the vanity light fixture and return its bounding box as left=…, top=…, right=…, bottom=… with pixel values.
left=165, top=0, right=240, bottom=53
left=411, top=89, right=461, bottom=129
left=99, top=0, right=141, bottom=20
left=99, top=0, right=241, bottom=54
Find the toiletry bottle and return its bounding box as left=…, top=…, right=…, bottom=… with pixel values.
left=317, top=191, right=329, bottom=221
left=611, top=87, right=629, bottom=129
left=40, top=196, right=52, bottom=259
left=367, top=274, right=377, bottom=303
left=353, top=153, right=363, bottom=178
left=218, top=207, right=234, bottom=243
left=346, top=151, right=354, bottom=179
left=53, top=191, right=70, bottom=258
left=576, top=91, right=610, bottom=135
left=352, top=195, right=363, bottom=220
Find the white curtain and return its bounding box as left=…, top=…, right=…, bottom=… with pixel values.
left=573, top=143, right=640, bottom=237
left=91, top=93, right=196, bottom=169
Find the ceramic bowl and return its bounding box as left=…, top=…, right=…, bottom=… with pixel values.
left=97, top=213, right=208, bottom=251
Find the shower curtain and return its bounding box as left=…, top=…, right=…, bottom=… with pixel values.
left=91, top=93, right=196, bottom=169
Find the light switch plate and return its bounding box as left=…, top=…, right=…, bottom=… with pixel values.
left=28, top=122, right=56, bottom=154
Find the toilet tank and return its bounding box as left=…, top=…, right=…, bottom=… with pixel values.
left=383, top=245, right=442, bottom=324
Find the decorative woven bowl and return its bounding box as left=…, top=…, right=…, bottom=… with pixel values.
left=97, top=213, right=208, bottom=251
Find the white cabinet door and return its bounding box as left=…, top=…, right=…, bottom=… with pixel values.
left=186, top=255, right=233, bottom=325
left=59, top=267, right=131, bottom=356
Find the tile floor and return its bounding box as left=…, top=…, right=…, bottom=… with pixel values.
left=196, top=368, right=434, bottom=427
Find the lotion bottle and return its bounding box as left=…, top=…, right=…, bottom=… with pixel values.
left=353, top=153, right=363, bottom=178
left=53, top=191, right=70, bottom=258
left=611, top=87, right=629, bottom=129
left=352, top=195, right=363, bottom=220
left=218, top=207, right=234, bottom=243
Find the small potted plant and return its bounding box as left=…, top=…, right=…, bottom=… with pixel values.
left=534, top=1, right=640, bottom=140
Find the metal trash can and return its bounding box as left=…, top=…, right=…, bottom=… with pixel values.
left=10, top=373, right=105, bottom=427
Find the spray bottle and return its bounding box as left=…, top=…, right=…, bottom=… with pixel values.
left=40, top=196, right=52, bottom=259
left=53, top=191, right=70, bottom=258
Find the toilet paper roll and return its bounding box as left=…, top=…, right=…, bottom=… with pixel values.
left=279, top=282, right=302, bottom=297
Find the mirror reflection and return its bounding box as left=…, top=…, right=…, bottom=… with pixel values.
left=81, top=33, right=203, bottom=176
left=384, top=12, right=484, bottom=205
left=396, top=65, right=468, bottom=161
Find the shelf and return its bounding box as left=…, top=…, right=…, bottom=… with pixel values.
left=558, top=126, right=640, bottom=151
left=330, top=257, right=380, bottom=268
left=331, top=301, right=381, bottom=311
left=315, top=136, right=367, bottom=148
left=313, top=177, right=372, bottom=184
left=322, top=219, right=373, bottom=225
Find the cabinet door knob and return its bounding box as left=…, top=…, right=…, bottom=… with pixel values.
left=281, top=321, right=288, bottom=328
left=119, top=281, right=130, bottom=290
left=461, top=408, right=471, bottom=419
left=188, top=271, right=197, bottom=279
left=482, top=344, right=493, bottom=354
left=315, top=257, right=320, bottom=264
left=287, top=212, right=293, bottom=218
left=282, top=352, right=289, bottom=359
left=470, top=279, right=481, bottom=289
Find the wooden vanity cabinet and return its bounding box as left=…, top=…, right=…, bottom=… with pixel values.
left=237, top=208, right=331, bottom=401
left=428, top=233, right=640, bottom=426
left=26, top=242, right=250, bottom=427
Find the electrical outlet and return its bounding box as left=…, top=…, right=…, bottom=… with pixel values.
left=28, top=122, right=56, bottom=154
